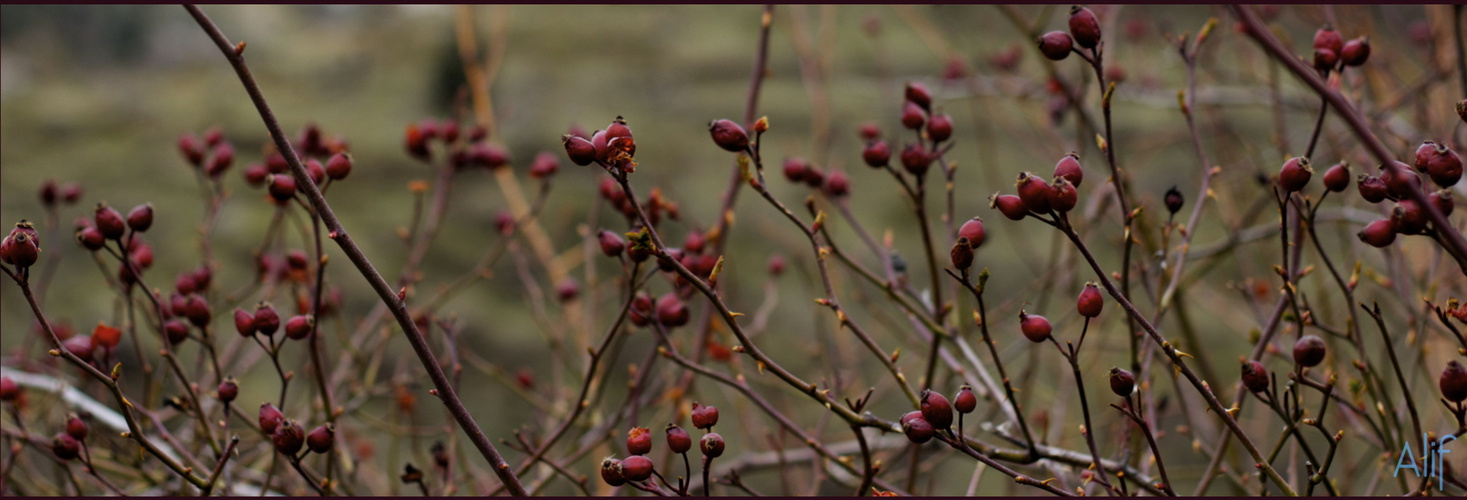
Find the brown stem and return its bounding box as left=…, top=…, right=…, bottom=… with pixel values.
left=182, top=5, right=525, bottom=495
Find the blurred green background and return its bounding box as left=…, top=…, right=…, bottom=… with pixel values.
left=3, top=4, right=1463, bottom=496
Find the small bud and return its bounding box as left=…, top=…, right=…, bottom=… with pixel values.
left=1038, top=31, right=1074, bottom=61
left=666, top=424, right=692, bottom=454
left=1292, top=335, right=1326, bottom=367
left=1019, top=310, right=1052, bottom=343
left=700, top=433, right=726, bottom=458
left=752, top=116, right=769, bottom=134
left=691, top=402, right=720, bottom=430
left=1077, top=282, right=1103, bottom=318
left=307, top=423, right=335, bottom=454
left=621, top=455, right=654, bottom=481
left=1109, top=367, right=1135, bottom=397
left=708, top=119, right=750, bottom=153
left=1068, top=6, right=1102, bottom=49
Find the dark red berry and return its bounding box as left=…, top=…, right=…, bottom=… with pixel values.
left=52, top=434, right=80, bottom=460
left=1441, top=360, right=1467, bottom=403
left=1048, top=177, right=1078, bottom=213
left=700, top=433, right=726, bottom=458
left=76, top=226, right=104, bottom=251
left=709, top=119, right=750, bottom=153
left=555, top=278, right=579, bottom=303
left=284, top=315, right=313, bottom=340
left=1077, top=282, right=1103, bottom=318
left=94, top=203, right=126, bottom=240
left=126, top=204, right=154, bottom=232
left=1278, top=157, right=1312, bottom=193
left=1068, top=6, right=1101, bottom=49
left=904, top=81, right=932, bottom=111
left=1313, top=26, right=1344, bottom=56
left=1, top=233, right=39, bottom=269
left=184, top=294, right=212, bottom=328
left=1108, top=367, right=1135, bottom=397
left=1340, top=37, right=1370, bottom=66
left=1381, top=163, right=1421, bottom=198
left=272, top=419, right=306, bottom=455
left=926, top=113, right=952, bottom=142
left=691, top=402, right=719, bottom=430
left=326, top=153, right=353, bottom=180
left=901, top=101, right=926, bottom=130
left=1016, top=172, right=1052, bottom=213
left=991, top=193, right=1029, bottom=221
left=920, top=389, right=954, bottom=429
left=254, top=303, right=281, bottom=337
left=598, top=230, right=625, bottom=257
left=1322, top=162, right=1350, bottom=192
left=1423, top=142, right=1462, bottom=187
left=823, top=170, right=851, bottom=197
left=958, top=218, right=985, bottom=249
left=862, top=141, right=891, bottom=168
left=656, top=293, right=689, bottom=327
left=563, top=135, right=597, bottom=166
left=629, top=293, right=653, bottom=327
left=307, top=424, right=335, bottom=454
left=234, top=308, right=256, bottom=337
left=1038, top=31, right=1074, bottom=61
left=1292, top=335, right=1326, bottom=367
left=1357, top=174, right=1388, bottom=203
left=65, top=414, right=88, bottom=441
left=954, top=385, right=977, bottom=414
left=665, top=424, right=692, bottom=454
left=902, top=415, right=935, bottom=444
left=1430, top=190, right=1455, bottom=216
left=62, top=335, right=94, bottom=362
left=1054, top=153, right=1084, bottom=187
left=1313, top=48, right=1338, bottom=72
left=1357, top=219, right=1397, bottom=247
left=268, top=174, right=297, bottom=202
left=1391, top=200, right=1429, bottom=235
left=1019, top=310, right=1052, bottom=343
left=783, top=157, right=810, bottom=183
left=0, top=377, right=16, bottom=402
left=951, top=239, right=974, bottom=271
left=601, top=458, right=627, bottom=487
left=218, top=378, right=238, bottom=403
left=899, top=144, right=930, bottom=176
left=858, top=122, right=881, bottom=141
left=621, top=455, right=654, bottom=481
left=259, top=403, right=284, bottom=434
left=163, top=320, right=190, bottom=345
left=1241, top=359, right=1270, bottom=393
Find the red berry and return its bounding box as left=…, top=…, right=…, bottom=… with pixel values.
left=823, top=170, right=851, bottom=197
left=858, top=122, right=882, bottom=141
left=284, top=315, right=314, bottom=340
left=1241, top=360, right=1270, bottom=393
left=1068, top=6, right=1101, bottom=49
left=1357, top=174, right=1388, bottom=203
left=66, top=414, right=88, bottom=441
left=899, top=144, right=930, bottom=176
left=665, top=424, right=692, bottom=454
left=951, top=238, right=975, bottom=271
left=218, top=378, right=238, bottom=403
left=184, top=294, right=211, bottom=328
left=1391, top=200, right=1428, bottom=235
left=629, top=293, right=653, bottom=327
left=1423, top=142, right=1462, bottom=188
left=94, top=203, right=126, bottom=240
left=708, top=119, right=750, bottom=153
left=1, top=233, right=39, bottom=269
left=954, top=385, right=977, bottom=414
left=920, top=389, right=954, bottom=429
left=700, top=433, right=726, bottom=458
left=783, top=157, right=810, bottom=183
left=991, top=193, right=1029, bottom=221
left=902, top=415, right=935, bottom=444
left=605, top=116, right=633, bottom=142
left=254, top=303, right=281, bottom=337
left=266, top=152, right=289, bottom=173
left=207, top=142, right=235, bottom=177
left=325, top=153, right=353, bottom=180
left=1340, top=37, right=1370, bottom=66
left=62, top=335, right=94, bottom=362
left=272, top=419, right=306, bottom=455
left=904, top=81, right=932, bottom=111
left=1381, top=162, right=1422, bottom=198
left=1313, top=26, right=1344, bottom=55
left=1441, top=360, right=1467, bottom=403
left=562, top=135, right=597, bottom=166
left=1322, top=162, right=1350, bottom=192
left=1109, top=367, right=1135, bottom=397
left=1312, top=48, right=1338, bottom=72
left=1048, top=177, right=1078, bottom=213
left=656, top=293, right=689, bottom=327
left=307, top=424, right=335, bottom=454
left=1278, top=157, right=1312, bottom=193
left=626, top=426, right=652, bottom=455
left=61, top=184, right=82, bottom=204
left=1053, top=153, right=1084, bottom=187
left=804, top=165, right=827, bottom=188
left=259, top=403, right=284, bottom=434
left=92, top=322, right=121, bottom=349
left=529, top=152, right=559, bottom=179
left=621, top=455, right=654, bottom=481
left=163, top=320, right=190, bottom=345
left=1292, top=335, right=1326, bottom=367
left=1357, top=219, right=1397, bottom=247
left=52, top=434, right=80, bottom=460
left=768, top=255, right=786, bottom=276
left=1430, top=190, right=1455, bottom=216
left=75, top=226, right=104, bottom=251
left=0, top=376, right=18, bottom=402
left=598, top=230, right=625, bottom=257
left=1016, top=172, right=1052, bottom=213
left=1077, top=282, right=1103, bottom=318
left=1019, top=310, right=1052, bottom=343
left=926, top=113, right=952, bottom=142
left=1038, top=31, right=1074, bottom=61
left=601, top=457, right=627, bottom=487
left=126, top=204, right=154, bottom=232
left=900, top=101, right=926, bottom=130
left=691, top=402, right=719, bottom=430
left=862, top=141, right=891, bottom=168
left=234, top=308, right=257, bottom=337
left=555, top=278, right=580, bottom=303
left=179, top=133, right=206, bottom=166
left=268, top=174, right=297, bottom=202
left=958, top=218, right=985, bottom=249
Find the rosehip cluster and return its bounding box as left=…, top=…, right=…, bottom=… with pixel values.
left=565, top=116, right=637, bottom=173
left=1353, top=140, right=1459, bottom=248
left=901, top=386, right=978, bottom=445
left=990, top=154, right=1087, bottom=220
left=37, top=179, right=83, bottom=208
left=1, top=221, right=41, bottom=270
left=950, top=217, right=985, bottom=271
left=1037, top=6, right=1101, bottom=61
left=1309, top=25, right=1370, bottom=73
left=257, top=402, right=334, bottom=456
left=601, top=404, right=725, bottom=490
left=177, top=127, right=238, bottom=178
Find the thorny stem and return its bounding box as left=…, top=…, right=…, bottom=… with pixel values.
left=183, top=5, right=526, bottom=495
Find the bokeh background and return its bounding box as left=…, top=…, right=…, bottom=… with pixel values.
left=2, top=4, right=1465, bottom=496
